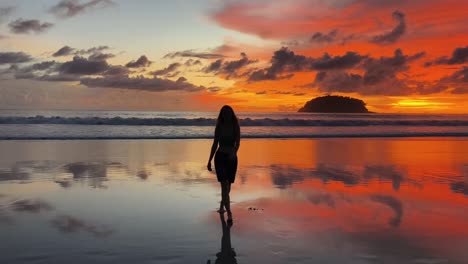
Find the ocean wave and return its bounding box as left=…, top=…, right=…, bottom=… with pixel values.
left=1, top=132, right=468, bottom=140
left=1, top=116, right=468, bottom=127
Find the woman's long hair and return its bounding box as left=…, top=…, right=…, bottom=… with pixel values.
left=216, top=105, right=239, bottom=135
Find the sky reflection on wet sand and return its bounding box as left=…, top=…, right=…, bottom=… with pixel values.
left=0, top=139, right=467, bottom=264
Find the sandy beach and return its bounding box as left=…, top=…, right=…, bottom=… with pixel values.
left=0, top=138, right=467, bottom=264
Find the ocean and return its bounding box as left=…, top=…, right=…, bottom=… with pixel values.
left=0, top=110, right=467, bottom=139
left=1, top=110, right=467, bottom=263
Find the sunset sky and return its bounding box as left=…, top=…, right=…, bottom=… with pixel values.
left=0, top=0, right=467, bottom=113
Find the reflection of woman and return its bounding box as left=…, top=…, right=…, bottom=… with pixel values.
left=211, top=212, right=237, bottom=264
left=207, top=105, right=240, bottom=223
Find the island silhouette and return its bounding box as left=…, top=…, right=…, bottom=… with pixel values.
left=298, top=95, right=370, bottom=113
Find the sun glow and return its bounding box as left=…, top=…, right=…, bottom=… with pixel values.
left=392, top=99, right=454, bottom=108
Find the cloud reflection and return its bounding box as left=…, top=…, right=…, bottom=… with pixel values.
left=63, top=162, right=110, bottom=189
left=306, top=193, right=336, bottom=208
left=9, top=199, right=53, bottom=213
left=363, top=165, right=406, bottom=191
left=313, top=164, right=360, bottom=186
left=136, top=170, right=150, bottom=180
left=0, top=169, right=29, bottom=181
left=50, top=215, right=114, bottom=238
left=269, top=165, right=306, bottom=189
left=54, top=179, right=72, bottom=188
left=370, top=194, right=403, bottom=227
left=64, top=162, right=107, bottom=179
left=450, top=182, right=467, bottom=196
left=268, top=164, right=361, bottom=189
left=265, top=163, right=416, bottom=191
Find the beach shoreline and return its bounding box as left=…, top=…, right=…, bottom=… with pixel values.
left=1, top=138, right=467, bottom=263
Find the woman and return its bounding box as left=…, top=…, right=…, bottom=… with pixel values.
left=207, top=105, right=240, bottom=223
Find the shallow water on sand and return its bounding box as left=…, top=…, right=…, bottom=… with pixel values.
left=0, top=138, right=467, bottom=264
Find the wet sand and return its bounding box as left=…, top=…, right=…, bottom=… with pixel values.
left=0, top=138, right=467, bottom=264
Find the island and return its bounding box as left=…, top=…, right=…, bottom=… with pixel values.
left=298, top=95, right=370, bottom=113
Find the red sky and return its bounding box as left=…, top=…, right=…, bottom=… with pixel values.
left=0, top=0, right=467, bottom=112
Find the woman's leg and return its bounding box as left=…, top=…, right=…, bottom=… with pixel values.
left=221, top=180, right=231, bottom=214
left=218, top=182, right=225, bottom=212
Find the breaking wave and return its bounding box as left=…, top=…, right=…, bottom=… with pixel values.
left=1, top=116, right=468, bottom=127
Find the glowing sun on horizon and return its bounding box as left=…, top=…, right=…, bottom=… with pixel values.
left=392, top=99, right=454, bottom=111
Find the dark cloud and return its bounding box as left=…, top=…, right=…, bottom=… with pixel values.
left=125, top=55, right=152, bottom=68
left=370, top=194, right=403, bottom=227
left=340, top=33, right=358, bottom=45
left=34, top=74, right=81, bottom=82
left=248, top=69, right=293, bottom=81
left=12, top=61, right=60, bottom=79
left=313, top=49, right=427, bottom=95
left=50, top=215, right=114, bottom=238
left=49, top=0, right=115, bottom=18
left=80, top=75, right=207, bottom=92
left=248, top=47, right=310, bottom=81
left=52, top=45, right=110, bottom=57
left=102, top=65, right=130, bottom=76
left=248, top=47, right=365, bottom=81
left=88, top=52, right=114, bottom=61
left=30, top=61, right=58, bottom=71
left=150, top=62, right=181, bottom=77
left=205, top=52, right=256, bottom=79
left=184, top=59, right=202, bottom=67
left=205, top=59, right=222, bottom=73
left=362, top=49, right=425, bottom=85
left=371, top=10, right=406, bottom=45
left=277, top=91, right=305, bottom=96
left=443, top=67, right=468, bottom=83
left=8, top=19, right=53, bottom=34
left=312, top=52, right=366, bottom=70
left=2, top=47, right=211, bottom=94
left=59, top=56, right=109, bottom=75
left=76, top=45, right=110, bottom=55
left=425, top=46, right=468, bottom=66
left=164, top=50, right=225, bottom=60
left=310, top=29, right=338, bottom=44
left=438, top=66, right=468, bottom=94
left=313, top=71, right=363, bottom=93
left=0, top=52, right=33, bottom=64
left=52, top=46, right=75, bottom=57
left=207, top=87, right=221, bottom=92
left=220, top=52, right=256, bottom=76
left=9, top=199, right=53, bottom=213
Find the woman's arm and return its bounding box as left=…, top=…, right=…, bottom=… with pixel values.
left=207, top=126, right=219, bottom=171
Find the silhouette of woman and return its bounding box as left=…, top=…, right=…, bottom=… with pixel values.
left=207, top=105, right=240, bottom=223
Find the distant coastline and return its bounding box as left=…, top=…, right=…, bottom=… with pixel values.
left=298, top=95, right=370, bottom=113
